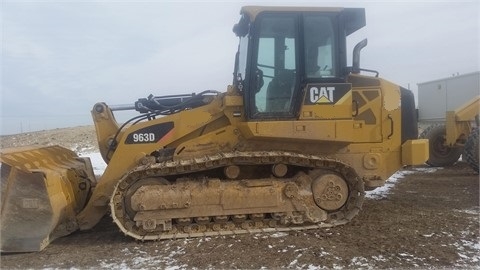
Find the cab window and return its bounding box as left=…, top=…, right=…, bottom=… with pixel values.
left=250, top=14, right=298, bottom=118
left=304, top=15, right=337, bottom=78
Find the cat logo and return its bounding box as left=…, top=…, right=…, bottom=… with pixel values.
left=304, top=83, right=351, bottom=106
left=309, top=86, right=335, bottom=104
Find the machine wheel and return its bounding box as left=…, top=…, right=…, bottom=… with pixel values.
left=420, top=124, right=462, bottom=167
left=463, top=128, right=479, bottom=173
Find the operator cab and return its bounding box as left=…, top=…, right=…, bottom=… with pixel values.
left=233, top=6, right=365, bottom=120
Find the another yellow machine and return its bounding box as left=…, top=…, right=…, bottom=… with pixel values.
left=420, top=96, right=479, bottom=172
left=0, top=6, right=428, bottom=252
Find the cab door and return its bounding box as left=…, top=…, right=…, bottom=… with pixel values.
left=247, top=13, right=301, bottom=120
left=295, top=14, right=354, bottom=142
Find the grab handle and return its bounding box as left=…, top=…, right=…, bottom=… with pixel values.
left=387, top=114, right=394, bottom=139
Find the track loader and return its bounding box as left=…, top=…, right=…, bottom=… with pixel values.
left=0, top=6, right=429, bottom=252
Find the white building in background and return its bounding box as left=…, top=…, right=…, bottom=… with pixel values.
left=417, top=71, right=479, bottom=122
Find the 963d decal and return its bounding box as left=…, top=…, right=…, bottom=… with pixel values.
left=125, top=122, right=174, bottom=144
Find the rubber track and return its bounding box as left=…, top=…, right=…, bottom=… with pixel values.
left=110, top=151, right=365, bottom=241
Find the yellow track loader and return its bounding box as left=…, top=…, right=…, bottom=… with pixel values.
left=0, top=6, right=428, bottom=252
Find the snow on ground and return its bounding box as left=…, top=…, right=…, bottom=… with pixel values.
left=98, top=244, right=187, bottom=270
left=77, top=151, right=107, bottom=176
left=365, top=167, right=438, bottom=200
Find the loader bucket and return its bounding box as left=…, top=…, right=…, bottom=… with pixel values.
left=0, top=145, right=96, bottom=252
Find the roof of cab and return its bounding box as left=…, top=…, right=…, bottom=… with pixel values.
left=240, top=6, right=345, bottom=20
left=240, top=6, right=366, bottom=36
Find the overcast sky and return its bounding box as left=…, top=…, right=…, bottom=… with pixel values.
left=1, top=0, right=479, bottom=135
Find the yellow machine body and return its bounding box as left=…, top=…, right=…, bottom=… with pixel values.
left=445, top=96, right=479, bottom=146
left=0, top=6, right=428, bottom=252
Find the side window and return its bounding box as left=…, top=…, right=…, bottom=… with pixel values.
left=252, top=15, right=297, bottom=117
left=304, top=15, right=336, bottom=78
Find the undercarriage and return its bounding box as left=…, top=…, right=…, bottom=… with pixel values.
left=111, top=151, right=365, bottom=240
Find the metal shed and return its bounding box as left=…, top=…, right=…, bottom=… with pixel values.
left=417, top=71, right=480, bottom=122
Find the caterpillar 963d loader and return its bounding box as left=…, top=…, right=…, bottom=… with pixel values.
left=0, top=6, right=429, bottom=252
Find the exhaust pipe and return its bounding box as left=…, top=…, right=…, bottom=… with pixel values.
left=352, top=38, right=368, bottom=74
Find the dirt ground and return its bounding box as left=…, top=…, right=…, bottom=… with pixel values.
left=1, top=127, right=479, bottom=269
